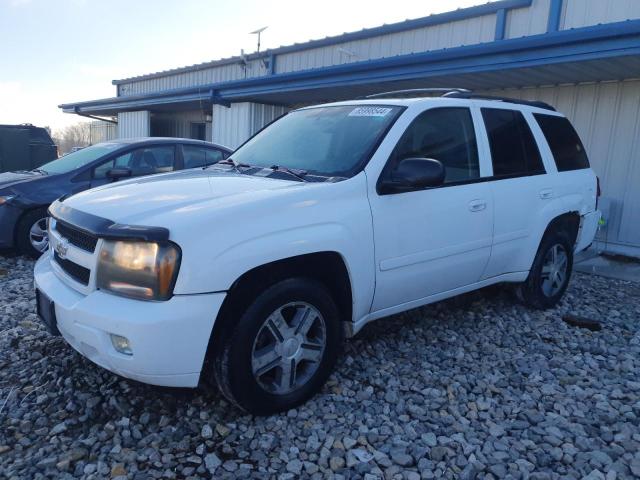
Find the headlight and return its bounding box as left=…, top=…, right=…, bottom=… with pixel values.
left=96, top=240, right=181, bottom=301
left=0, top=195, right=16, bottom=205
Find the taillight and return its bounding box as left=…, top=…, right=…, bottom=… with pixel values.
left=596, top=176, right=601, bottom=208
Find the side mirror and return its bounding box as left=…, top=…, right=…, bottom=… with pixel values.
left=378, top=157, right=445, bottom=194
left=106, top=167, right=132, bottom=181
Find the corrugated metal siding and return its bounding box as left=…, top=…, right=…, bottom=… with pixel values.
left=212, top=103, right=289, bottom=149
left=561, top=0, right=640, bottom=30
left=505, top=0, right=550, bottom=38
left=481, top=80, right=640, bottom=250
left=275, top=15, right=496, bottom=74
left=119, top=60, right=268, bottom=96
left=117, top=111, right=150, bottom=138
left=89, top=121, right=117, bottom=144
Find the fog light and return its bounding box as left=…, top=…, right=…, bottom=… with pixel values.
left=110, top=334, right=132, bottom=355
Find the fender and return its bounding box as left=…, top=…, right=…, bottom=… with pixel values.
left=178, top=223, right=374, bottom=323
left=513, top=197, right=577, bottom=273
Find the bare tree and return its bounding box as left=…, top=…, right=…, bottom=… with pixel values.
left=53, top=122, right=91, bottom=154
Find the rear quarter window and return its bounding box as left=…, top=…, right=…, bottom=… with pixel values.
left=534, top=114, right=590, bottom=171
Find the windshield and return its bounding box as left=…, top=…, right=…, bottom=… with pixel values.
left=231, top=105, right=403, bottom=177
left=39, top=143, right=123, bottom=174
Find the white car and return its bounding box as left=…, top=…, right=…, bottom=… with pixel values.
left=34, top=91, right=601, bottom=414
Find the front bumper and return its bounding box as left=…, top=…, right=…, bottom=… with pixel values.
left=0, top=203, right=22, bottom=248
left=34, top=252, right=226, bottom=387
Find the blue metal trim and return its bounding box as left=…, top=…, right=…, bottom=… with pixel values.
left=268, top=54, right=276, bottom=75
left=495, top=8, right=507, bottom=40
left=61, top=20, right=640, bottom=114
left=547, top=0, right=563, bottom=32
left=111, top=0, right=531, bottom=85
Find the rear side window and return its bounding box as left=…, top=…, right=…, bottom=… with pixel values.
left=390, top=107, right=480, bottom=184
left=534, top=114, right=589, bottom=171
left=183, top=145, right=225, bottom=169
left=482, top=108, right=545, bottom=177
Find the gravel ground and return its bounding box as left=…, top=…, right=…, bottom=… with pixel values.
left=1, top=254, right=639, bottom=480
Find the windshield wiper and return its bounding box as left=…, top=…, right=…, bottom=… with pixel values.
left=269, top=165, right=308, bottom=182
left=32, top=168, right=48, bottom=175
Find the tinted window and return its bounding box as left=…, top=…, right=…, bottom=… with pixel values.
left=231, top=105, right=403, bottom=177
left=93, top=145, right=175, bottom=179
left=482, top=108, right=545, bottom=177
left=183, top=145, right=225, bottom=169
left=534, top=114, right=589, bottom=171
left=390, top=107, right=479, bottom=184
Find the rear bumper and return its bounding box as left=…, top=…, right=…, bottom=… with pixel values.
left=0, top=203, right=21, bottom=248
left=575, top=210, right=601, bottom=252
left=34, top=252, right=226, bottom=387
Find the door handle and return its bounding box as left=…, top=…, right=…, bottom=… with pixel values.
left=468, top=199, right=487, bottom=212
left=540, top=188, right=553, bottom=199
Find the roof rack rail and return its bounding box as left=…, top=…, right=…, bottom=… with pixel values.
left=443, top=91, right=556, bottom=111
left=363, top=88, right=471, bottom=99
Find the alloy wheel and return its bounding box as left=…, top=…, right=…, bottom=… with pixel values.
left=29, top=217, right=49, bottom=253
left=251, top=302, right=326, bottom=395
left=540, top=243, right=568, bottom=297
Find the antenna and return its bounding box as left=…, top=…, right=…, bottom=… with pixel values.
left=250, top=26, right=268, bottom=53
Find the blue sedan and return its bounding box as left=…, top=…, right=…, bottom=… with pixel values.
left=0, top=137, right=231, bottom=257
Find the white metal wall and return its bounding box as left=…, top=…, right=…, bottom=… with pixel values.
left=211, top=103, right=288, bottom=149
left=117, top=111, right=150, bottom=138
left=482, top=80, right=640, bottom=255
left=561, top=0, right=640, bottom=29
left=505, top=0, right=551, bottom=38
left=118, top=59, right=268, bottom=97
left=274, top=15, right=496, bottom=74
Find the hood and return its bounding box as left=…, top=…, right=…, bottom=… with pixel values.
left=0, top=170, right=48, bottom=191
left=62, top=169, right=304, bottom=225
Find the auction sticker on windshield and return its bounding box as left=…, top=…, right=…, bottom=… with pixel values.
left=348, top=107, right=393, bottom=117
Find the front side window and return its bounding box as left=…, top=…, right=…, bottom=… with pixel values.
left=92, top=145, right=175, bottom=179
left=482, top=108, right=545, bottom=177
left=534, top=114, right=589, bottom=171
left=389, top=107, right=480, bottom=184
left=183, top=145, right=225, bottom=169
left=231, top=105, right=403, bottom=177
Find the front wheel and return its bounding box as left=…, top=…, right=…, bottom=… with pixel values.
left=16, top=209, right=49, bottom=258
left=517, top=230, right=573, bottom=309
left=211, top=278, right=342, bottom=415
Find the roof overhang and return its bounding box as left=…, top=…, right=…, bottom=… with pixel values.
left=60, top=20, right=640, bottom=116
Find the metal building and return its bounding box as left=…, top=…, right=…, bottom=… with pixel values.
left=59, top=0, right=640, bottom=257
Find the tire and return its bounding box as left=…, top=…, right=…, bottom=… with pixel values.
left=211, top=277, right=342, bottom=415
left=517, top=229, right=574, bottom=309
left=16, top=208, right=49, bottom=258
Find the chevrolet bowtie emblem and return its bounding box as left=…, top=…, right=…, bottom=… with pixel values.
left=55, top=238, right=70, bottom=259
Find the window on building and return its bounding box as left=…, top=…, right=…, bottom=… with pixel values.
left=534, top=114, right=589, bottom=171
left=389, top=107, right=480, bottom=184
left=183, top=145, right=225, bottom=169
left=190, top=122, right=206, bottom=141
left=482, top=108, right=545, bottom=177
left=93, top=145, right=175, bottom=179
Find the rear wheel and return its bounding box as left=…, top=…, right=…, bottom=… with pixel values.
left=211, top=278, right=342, bottom=415
left=16, top=209, right=49, bottom=258
left=517, top=230, right=573, bottom=309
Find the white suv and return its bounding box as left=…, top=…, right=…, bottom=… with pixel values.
left=34, top=91, right=601, bottom=414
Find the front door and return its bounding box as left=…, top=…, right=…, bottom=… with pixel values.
left=368, top=106, right=493, bottom=313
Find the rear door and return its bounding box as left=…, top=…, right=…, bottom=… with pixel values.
left=369, top=106, right=493, bottom=312
left=478, top=107, right=551, bottom=278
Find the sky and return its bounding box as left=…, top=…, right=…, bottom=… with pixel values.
left=0, top=0, right=484, bottom=133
